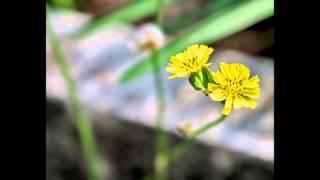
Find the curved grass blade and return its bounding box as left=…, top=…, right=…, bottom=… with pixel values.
left=163, top=0, right=245, bottom=33
left=72, top=0, right=175, bottom=38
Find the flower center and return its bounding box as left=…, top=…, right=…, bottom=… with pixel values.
left=182, top=56, right=199, bottom=72
left=225, top=79, right=244, bottom=95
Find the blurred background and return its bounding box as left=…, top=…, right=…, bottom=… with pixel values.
left=46, top=0, right=274, bottom=179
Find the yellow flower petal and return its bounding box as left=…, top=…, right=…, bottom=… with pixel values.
left=244, top=75, right=259, bottom=88
left=168, top=75, right=177, bottom=79
left=212, top=71, right=227, bottom=84
left=241, top=88, right=260, bottom=98
left=239, top=64, right=250, bottom=80
left=220, top=63, right=231, bottom=80
left=165, top=66, right=175, bottom=73
left=233, top=94, right=243, bottom=109
left=209, top=89, right=226, bottom=101
left=199, top=45, right=214, bottom=64
left=207, top=83, right=220, bottom=91
left=223, top=95, right=233, bottom=115
left=239, top=95, right=257, bottom=109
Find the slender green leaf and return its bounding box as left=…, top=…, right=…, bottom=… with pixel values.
left=163, top=0, right=246, bottom=33
left=118, top=0, right=274, bottom=84
left=49, top=0, right=77, bottom=9
left=47, top=6, right=102, bottom=180
left=72, top=0, right=175, bottom=38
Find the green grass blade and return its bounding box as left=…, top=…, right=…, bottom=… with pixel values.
left=47, top=5, right=102, bottom=180
left=49, top=0, right=77, bottom=9
left=118, top=0, right=274, bottom=84
left=163, top=0, right=244, bottom=33
left=72, top=0, right=175, bottom=38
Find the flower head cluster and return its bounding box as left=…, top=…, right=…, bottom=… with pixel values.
left=166, top=44, right=214, bottom=79
left=166, top=44, right=260, bottom=116
left=208, top=63, right=260, bottom=115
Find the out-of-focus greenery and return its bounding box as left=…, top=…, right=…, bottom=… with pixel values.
left=119, top=0, right=274, bottom=84
left=47, top=5, right=102, bottom=180
left=48, top=0, right=88, bottom=9
left=49, top=0, right=76, bottom=9
left=153, top=1, right=169, bottom=179
left=72, top=0, right=182, bottom=38
left=163, top=0, right=246, bottom=33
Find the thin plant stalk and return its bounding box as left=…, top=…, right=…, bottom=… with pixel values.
left=46, top=6, right=102, bottom=180
left=152, top=51, right=169, bottom=180
left=153, top=0, right=169, bottom=180
left=156, top=0, right=164, bottom=29
left=170, top=115, right=227, bottom=161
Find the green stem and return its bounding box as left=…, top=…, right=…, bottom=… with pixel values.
left=153, top=1, right=168, bottom=180
left=150, top=51, right=166, bottom=158
left=46, top=6, right=102, bottom=180
left=156, top=0, right=164, bottom=29
left=151, top=50, right=168, bottom=180
left=151, top=51, right=166, bottom=128
left=170, top=115, right=227, bottom=161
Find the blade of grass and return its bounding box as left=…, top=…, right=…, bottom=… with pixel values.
left=72, top=0, right=176, bottom=38
left=163, top=0, right=245, bottom=33
left=152, top=50, right=168, bottom=180
left=49, top=0, right=77, bottom=9
left=118, top=0, right=274, bottom=84
left=47, top=6, right=102, bottom=180
left=153, top=1, right=169, bottom=180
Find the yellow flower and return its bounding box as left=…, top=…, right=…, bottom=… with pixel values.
left=208, top=63, right=260, bottom=115
left=166, top=44, right=214, bottom=79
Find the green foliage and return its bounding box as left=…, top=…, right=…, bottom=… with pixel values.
left=163, top=0, right=246, bottom=33
left=72, top=0, right=175, bottom=38
left=48, top=0, right=77, bottom=9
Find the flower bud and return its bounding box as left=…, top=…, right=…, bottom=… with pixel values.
left=188, top=66, right=214, bottom=93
